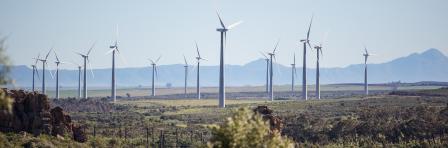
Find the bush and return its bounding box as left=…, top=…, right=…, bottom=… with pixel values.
left=0, top=89, right=12, bottom=113
left=205, top=108, right=294, bottom=148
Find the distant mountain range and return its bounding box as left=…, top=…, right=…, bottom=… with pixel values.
left=9, top=48, right=448, bottom=88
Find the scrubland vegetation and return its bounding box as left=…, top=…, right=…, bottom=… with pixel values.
left=1, top=88, right=448, bottom=147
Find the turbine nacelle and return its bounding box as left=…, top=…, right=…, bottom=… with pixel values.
left=216, top=28, right=228, bottom=32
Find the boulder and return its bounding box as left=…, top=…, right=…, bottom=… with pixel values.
left=253, top=105, right=283, bottom=132
left=0, top=89, right=87, bottom=143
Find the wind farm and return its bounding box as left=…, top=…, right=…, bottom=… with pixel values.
left=1, top=0, right=448, bottom=147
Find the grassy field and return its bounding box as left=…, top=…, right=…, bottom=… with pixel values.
left=54, top=90, right=447, bottom=147
left=6, top=87, right=447, bottom=147
left=116, top=99, right=268, bottom=107
left=42, top=84, right=443, bottom=98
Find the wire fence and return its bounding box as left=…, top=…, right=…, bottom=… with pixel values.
left=86, top=124, right=211, bottom=148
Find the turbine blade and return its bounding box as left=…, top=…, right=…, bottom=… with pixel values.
left=227, top=21, right=243, bottom=29
left=53, top=50, right=60, bottom=62
left=105, top=49, right=115, bottom=55
left=155, top=66, right=159, bottom=79
left=272, top=40, right=280, bottom=53
left=294, top=67, right=298, bottom=77
left=35, top=67, right=41, bottom=81
left=183, top=54, right=188, bottom=65
left=293, top=53, right=296, bottom=65
left=364, top=46, right=368, bottom=55
left=307, top=41, right=312, bottom=50
left=320, top=48, right=323, bottom=57
left=216, top=11, right=226, bottom=29
left=156, top=56, right=162, bottom=64
left=259, top=51, right=268, bottom=59
left=195, top=41, right=201, bottom=58
left=117, top=52, right=128, bottom=65
left=49, top=69, right=54, bottom=79
left=45, top=49, right=52, bottom=60
left=87, top=58, right=95, bottom=78
left=306, top=15, right=313, bottom=41
left=66, top=60, right=78, bottom=67
left=148, top=59, right=155, bottom=64
left=34, top=54, right=41, bottom=65
left=74, top=51, right=85, bottom=57
left=87, top=42, right=96, bottom=56
left=273, top=56, right=281, bottom=76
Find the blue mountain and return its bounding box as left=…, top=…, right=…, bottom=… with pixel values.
left=9, top=48, right=448, bottom=88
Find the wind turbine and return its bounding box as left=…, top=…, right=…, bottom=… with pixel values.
left=148, top=56, right=161, bottom=97
left=267, top=41, right=279, bottom=101
left=363, top=46, right=372, bottom=96
left=37, top=49, right=52, bottom=95
left=216, top=11, right=242, bottom=108
left=300, top=16, right=313, bottom=100
left=54, top=51, right=65, bottom=99
left=183, top=55, right=189, bottom=98
left=291, top=53, right=297, bottom=96
left=195, top=42, right=207, bottom=100
left=108, top=25, right=120, bottom=102
left=314, top=44, right=323, bottom=99
left=259, top=52, right=269, bottom=94
left=31, top=55, right=41, bottom=92
left=76, top=44, right=95, bottom=99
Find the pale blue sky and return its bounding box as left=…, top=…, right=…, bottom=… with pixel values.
left=1, top=0, right=447, bottom=69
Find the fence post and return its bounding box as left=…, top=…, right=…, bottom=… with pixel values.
left=146, top=127, right=149, bottom=148
left=93, top=125, right=96, bottom=137
left=175, top=128, right=179, bottom=147
left=190, top=130, right=193, bottom=143
left=119, top=125, right=122, bottom=138
left=152, top=127, right=154, bottom=147
left=200, top=131, right=203, bottom=144
left=124, top=127, right=127, bottom=142
left=159, top=130, right=164, bottom=148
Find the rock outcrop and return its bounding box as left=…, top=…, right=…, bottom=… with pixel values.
left=0, top=89, right=87, bottom=143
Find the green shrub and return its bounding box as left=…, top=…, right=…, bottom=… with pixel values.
left=205, top=108, right=294, bottom=148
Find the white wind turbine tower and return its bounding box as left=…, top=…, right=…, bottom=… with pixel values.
left=259, top=52, right=270, bottom=94
left=183, top=55, right=189, bottom=98
left=314, top=44, right=323, bottom=99
left=216, top=11, right=243, bottom=108
left=195, top=42, right=207, bottom=100
left=363, top=46, right=373, bottom=96
left=300, top=16, right=313, bottom=100
left=54, top=51, right=65, bottom=99
left=31, top=55, right=41, bottom=92
left=291, top=53, right=297, bottom=95
left=76, top=44, right=95, bottom=99
left=108, top=25, right=121, bottom=102
left=76, top=64, right=82, bottom=99
left=37, top=49, right=52, bottom=95
left=267, top=41, right=279, bottom=101
left=148, top=56, right=161, bottom=97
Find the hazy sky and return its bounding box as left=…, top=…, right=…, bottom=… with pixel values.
left=1, top=0, right=447, bottom=69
